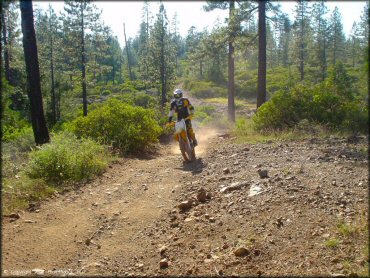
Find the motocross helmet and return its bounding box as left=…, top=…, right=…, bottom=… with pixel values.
left=173, top=89, right=183, bottom=99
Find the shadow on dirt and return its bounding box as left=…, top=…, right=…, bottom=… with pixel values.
left=175, top=158, right=205, bottom=175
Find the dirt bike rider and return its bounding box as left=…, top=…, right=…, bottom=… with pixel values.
left=168, top=89, right=198, bottom=147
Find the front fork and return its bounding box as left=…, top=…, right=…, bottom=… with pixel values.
left=174, top=130, right=189, bottom=142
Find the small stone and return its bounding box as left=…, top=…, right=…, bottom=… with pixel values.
left=93, top=262, right=102, bottom=267
left=24, top=220, right=35, bottom=223
left=223, top=168, right=230, bottom=174
left=234, top=247, right=249, bottom=257
left=7, top=213, right=21, bottom=219
left=178, top=201, right=192, bottom=211
left=197, top=188, right=207, bottom=203
left=258, top=169, right=269, bottom=179
left=85, top=238, right=91, bottom=246
left=159, top=258, right=169, bottom=269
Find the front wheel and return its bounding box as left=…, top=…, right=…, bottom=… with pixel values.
left=179, top=137, right=195, bottom=162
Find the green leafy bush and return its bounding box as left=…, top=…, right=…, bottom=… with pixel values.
left=253, top=76, right=368, bottom=134
left=66, top=98, right=162, bottom=153
left=119, top=80, right=148, bottom=94
left=115, top=91, right=157, bottom=109
left=26, top=132, right=110, bottom=184
left=101, top=89, right=111, bottom=96
left=1, top=79, right=31, bottom=142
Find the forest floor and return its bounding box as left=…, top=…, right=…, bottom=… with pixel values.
left=2, top=97, right=369, bottom=277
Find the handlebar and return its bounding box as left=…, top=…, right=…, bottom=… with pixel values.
left=166, top=115, right=193, bottom=127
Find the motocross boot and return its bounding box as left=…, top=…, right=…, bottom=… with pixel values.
left=188, top=127, right=198, bottom=147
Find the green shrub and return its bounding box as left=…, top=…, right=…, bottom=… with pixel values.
left=2, top=127, right=35, bottom=181
left=1, top=79, right=31, bottom=142
left=2, top=176, right=56, bottom=214
left=101, top=89, right=111, bottom=96
left=66, top=98, right=162, bottom=154
left=253, top=64, right=368, bottom=134
left=119, top=80, right=142, bottom=93
left=115, top=91, right=157, bottom=109
left=253, top=84, right=314, bottom=131
left=26, top=132, right=110, bottom=184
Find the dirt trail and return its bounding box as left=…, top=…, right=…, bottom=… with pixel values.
left=2, top=124, right=226, bottom=276
left=2, top=91, right=368, bottom=276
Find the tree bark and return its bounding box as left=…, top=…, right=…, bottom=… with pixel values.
left=160, top=30, right=166, bottom=110
left=20, top=0, right=50, bottom=145
left=257, top=0, right=267, bottom=109
left=199, top=60, right=203, bottom=79
left=299, top=5, right=304, bottom=81
left=228, top=0, right=235, bottom=122
left=81, top=6, right=87, bottom=116
left=1, top=3, right=11, bottom=83
left=49, top=11, right=56, bottom=125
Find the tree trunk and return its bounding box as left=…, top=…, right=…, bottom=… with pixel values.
left=1, top=5, right=11, bottom=84
left=57, top=87, right=61, bottom=121
left=323, top=35, right=327, bottom=80
left=299, top=7, right=304, bottom=81
left=49, top=12, right=56, bottom=125
left=123, top=22, right=133, bottom=80
left=160, top=33, right=166, bottom=110
left=199, top=60, right=203, bottom=79
left=81, top=7, right=87, bottom=116
left=257, top=0, right=267, bottom=109
left=20, top=0, right=50, bottom=145
left=228, top=0, right=235, bottom=122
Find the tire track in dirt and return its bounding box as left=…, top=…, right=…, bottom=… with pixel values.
left=2, top=125, right=224, bottom=276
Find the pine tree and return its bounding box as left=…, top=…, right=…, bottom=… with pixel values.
left=35, top=5, right=63, bottom=125
left=204, top=0, right=240, bottom=122
left=311, top=0, right=329, bottom=80
left=292, top=0, right=311, bottom=81
left=20, top=0, right=50, bottom=145
left=277, top=13, right=291, bottom=67
left=137, top=1, right=152, bottom=83
left=185, top=26, right=206, bottom=79
left=348, top=22, right=362, bottom=67
left=257, top=0, right=267, bottom=108
left=1, top=0, right=21, bottom=85
left=62, top=0, right=102, bottom=116
left=359, top=2, right=369, bottom=51
left=328, top=7, right=346, bottom=65
left=147, top=3, right=176, bottom=110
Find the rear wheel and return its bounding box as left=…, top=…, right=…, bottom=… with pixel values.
left=179, top=137, right=195, bottom=162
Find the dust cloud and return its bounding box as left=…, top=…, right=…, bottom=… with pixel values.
left=170, top=124, right=226, bottom=157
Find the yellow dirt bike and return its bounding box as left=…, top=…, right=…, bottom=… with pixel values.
left=168, top=115, right=196, bottom=162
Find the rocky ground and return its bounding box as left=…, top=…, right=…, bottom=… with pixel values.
left=2, top=127, right=368, bottom=277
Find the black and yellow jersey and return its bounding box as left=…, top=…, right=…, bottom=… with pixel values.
left=168, top=97, right=194, bottom=121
